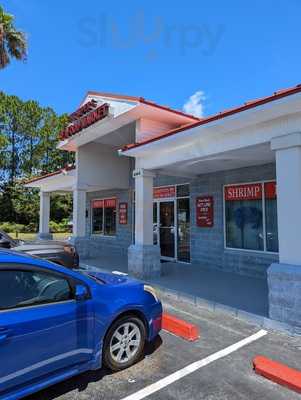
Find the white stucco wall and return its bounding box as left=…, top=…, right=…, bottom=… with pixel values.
left=76, top=142, right=130, bottom=191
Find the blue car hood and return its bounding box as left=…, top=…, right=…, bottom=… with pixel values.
left=85, top=270, right=135, bottom=285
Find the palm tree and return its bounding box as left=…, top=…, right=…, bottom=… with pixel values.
left=0, top=6, right=27, bottom=69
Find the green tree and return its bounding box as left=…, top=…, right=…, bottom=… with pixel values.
left=0, top=6, right=27, bottom=69
left=19, top=100, right=43, bottom=176
left=0, top=92, right=24, bottom=184
left=37, top=108, right=70, bottom=173
left=50, top=193, right=73, bottom=223
left=0, top=92, right=74, bottom=227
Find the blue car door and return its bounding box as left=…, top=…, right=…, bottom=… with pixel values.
left=0, top=265, right=94, bottom=394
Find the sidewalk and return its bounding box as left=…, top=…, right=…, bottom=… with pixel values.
left=81, top=254, right=268, bottom=317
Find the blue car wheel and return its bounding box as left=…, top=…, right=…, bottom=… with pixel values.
left=103, top=315, right=146, bottom=371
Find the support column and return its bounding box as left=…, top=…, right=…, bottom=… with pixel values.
left=128, top=168, right=161, bottom=278
left=268, top=133, right=301, bottom=328
left=72, top=188, right=87, bottom=237
left=38, top=191, right=53, bottom=240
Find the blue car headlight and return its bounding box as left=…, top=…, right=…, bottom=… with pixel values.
left=144, top=285, right=159, bottom=302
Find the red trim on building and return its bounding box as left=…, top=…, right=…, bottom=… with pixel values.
left=83, top=91, right=144, bottom=103
left=24, top=165, right=76, bottom=184
left=81, top=91, right=200, bottom=121
left=140, top=98, right=200, bottom=121
left=121, top=83, right=301, bottom=152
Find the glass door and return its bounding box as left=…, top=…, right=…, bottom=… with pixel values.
left=159, top=201, right=175, bottom=259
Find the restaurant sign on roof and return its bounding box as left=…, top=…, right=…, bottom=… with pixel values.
left=59, top=101, right=109, bottom=140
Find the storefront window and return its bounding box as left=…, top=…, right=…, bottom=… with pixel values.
left=225, top=199, right=263, bottom=251
left=104, top=206, right=116, bottom=236
left=91, top=198, right=116, bottom=236
left=177, top=184, right=190, bottom=197
left=224, top=182, right=278, bottom=253
left=92, top=207, right=103, bottom=234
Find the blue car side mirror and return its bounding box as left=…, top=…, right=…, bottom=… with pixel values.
left=75, top=284, right=89, bottom=301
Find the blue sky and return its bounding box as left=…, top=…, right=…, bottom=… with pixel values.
left=1, top=0, right=301, bottom=117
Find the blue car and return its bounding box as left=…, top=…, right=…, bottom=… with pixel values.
left=0, top=250, right=162, bottom=400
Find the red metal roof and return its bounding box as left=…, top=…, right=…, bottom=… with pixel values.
left=24, top=165, right=75, bottom=184
left=121, top=84, right=301, bottom=152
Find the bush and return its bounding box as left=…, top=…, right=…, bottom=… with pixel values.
left=0, top=220, right=68, bottom=234
left=0, top=222, right=15, bottom=233
left=0, top=222, right=25, bottom=233
left=49, top=220, right=68, bottom=233
left=49, top=221, right=60, bottom=233
left=23, top=222, right=38, bottom=233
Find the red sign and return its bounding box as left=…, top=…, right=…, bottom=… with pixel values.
left=196, top=196, right=214, bottom=227
left=69, top=99, right=98, bottom=122
left=92, top=198, right=116, bottom=209
left=104, top=198, right=116, bottom=208
left=225, top=183, right=262, bottom=201
left=119, top=202, right=128, bottom=225
left=153, top=186, right=176, bottom=199
left=59, top=103, right=109, bottom=140
left=264, top=182, right=277, bottom=199
left=92, top=199, right=104, bottom=208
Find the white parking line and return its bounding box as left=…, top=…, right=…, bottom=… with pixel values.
left=120, top=329, right=268, bottom=400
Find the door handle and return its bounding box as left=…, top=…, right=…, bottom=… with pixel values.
left=0, top=328, right=12, bottom=342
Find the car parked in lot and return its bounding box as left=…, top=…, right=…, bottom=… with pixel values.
left=0, top=250, right=162, bottom=400
left=0, top=230, right=79, bottom=269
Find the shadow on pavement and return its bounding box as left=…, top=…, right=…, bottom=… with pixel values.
left=25, top=335, right=163, bottom=400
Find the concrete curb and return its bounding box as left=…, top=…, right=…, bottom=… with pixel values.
left=153, top=284, right=300, bottom=336
left=253, top=355, right=301, bottom=394
left=162, top=312, right=200, bottom=341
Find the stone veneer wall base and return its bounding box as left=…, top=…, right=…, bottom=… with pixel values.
left=268, top=263, right=301, bottom=328
left=128, top=244, right=161, bottom=279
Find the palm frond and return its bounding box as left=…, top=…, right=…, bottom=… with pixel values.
left=0, top=43, right=9, bottom=68
left=6, top=29, right=27, bottom=60
left=0, top=7, right=27, bottom=69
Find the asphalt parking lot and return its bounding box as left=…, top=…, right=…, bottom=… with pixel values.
left=25, top=297, right=301, bottom=400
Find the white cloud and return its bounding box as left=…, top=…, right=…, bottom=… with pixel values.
left=183, top=90, right=206, bottom=117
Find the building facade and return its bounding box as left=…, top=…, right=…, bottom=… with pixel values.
left=25, top=85, right=301, bottom=328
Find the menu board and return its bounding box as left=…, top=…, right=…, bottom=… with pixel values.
left=119, top=202, right=128, bottom=225
left=196, top=196, right=214, bottom=227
